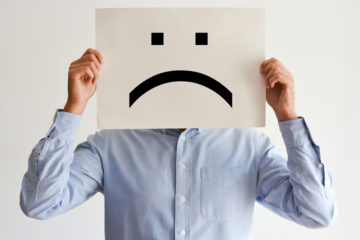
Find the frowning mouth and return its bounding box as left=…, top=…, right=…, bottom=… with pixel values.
left=129, top=70, right=232, bottom=107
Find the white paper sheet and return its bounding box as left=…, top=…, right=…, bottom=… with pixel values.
left=96, top=8, right=265, bottom=129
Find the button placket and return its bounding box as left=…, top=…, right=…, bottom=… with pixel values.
left=174, top=132, right=191, bottom=239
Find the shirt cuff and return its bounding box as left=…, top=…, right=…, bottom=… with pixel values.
left=278, top=117, right=316, bottom=148
left=45, top=109, right=82, bottom=141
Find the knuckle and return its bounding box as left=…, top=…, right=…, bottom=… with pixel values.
left=89, top=53, right=96, bottom=60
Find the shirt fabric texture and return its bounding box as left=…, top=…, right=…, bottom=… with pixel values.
left=20, top=110, right=336, bottom=240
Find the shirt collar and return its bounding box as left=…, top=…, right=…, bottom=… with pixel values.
left=184, top=128, right=203, bottom=133
left=150, top=128, right=204, bottom=136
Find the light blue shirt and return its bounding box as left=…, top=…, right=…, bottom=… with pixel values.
left=20, top=110, right=336, bottom=240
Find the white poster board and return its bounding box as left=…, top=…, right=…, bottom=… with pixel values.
left=96, top=8, right=265, bottom=129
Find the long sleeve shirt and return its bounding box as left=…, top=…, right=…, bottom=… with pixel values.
left=20, top=110, right=336, bottom=240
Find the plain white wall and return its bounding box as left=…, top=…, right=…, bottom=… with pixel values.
left=1, top=0, right=359, bottom=239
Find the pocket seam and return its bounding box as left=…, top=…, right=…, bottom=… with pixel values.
left=200, top=167, right=243, bottom=221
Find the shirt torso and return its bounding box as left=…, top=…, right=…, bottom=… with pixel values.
left=99, top=128, right=261, bottom=240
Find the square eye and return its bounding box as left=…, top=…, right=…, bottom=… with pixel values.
left=151, top=32, right=164, bottom=45
left=195, top=32, right=208, bottom=45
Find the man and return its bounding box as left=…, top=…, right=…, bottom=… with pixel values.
left=20, top=48, right=336, bottom=240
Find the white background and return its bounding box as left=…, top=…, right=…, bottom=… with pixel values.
left=0, top=0, right=359, bottom=239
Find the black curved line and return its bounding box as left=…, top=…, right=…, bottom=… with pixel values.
left=129, top=70, right=232, bottom=107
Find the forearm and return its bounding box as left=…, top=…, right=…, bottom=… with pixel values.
left=279, top=118, right=336, bottom=227
left=20, top=110, right=81, bottom=219
left=21, top=49, right=105, bottom=219
left=256, top=118, right=336, bottom=228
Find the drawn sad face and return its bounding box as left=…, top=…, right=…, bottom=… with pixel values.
left=129, top=32, right=232, bottom=108
left=96, top=8, right=265, bottom=129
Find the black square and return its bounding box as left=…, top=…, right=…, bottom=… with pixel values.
left=151, top=32, right=164, bottom=45
left=195, top=32, right=208, bottom=45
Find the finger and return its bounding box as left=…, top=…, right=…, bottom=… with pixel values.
left=265, top=67, right=287, bottom=81
left=260, top=57, right=274, bottom=70
left=70, top=62, right=91, bottom=69
left=269, top=72, right=291, bottom=88
left=84, top=66, right=95, bottom=82
left=71, top=61, right=98, bottom=77
left=82, top=48, right=104, bottom=64
left=264, top=57, right=287, bottom=76
left=265, top=67, right=276, bottom=79
left=268, top=67, right=294, bottom=85
left=85, top=61, right=99, bottom=83
left=268, top=73, right=281, bottom=88
left=260, top=57, right=276, bottom=74
left=263, top=59, right=281, bottom=76
left=72, top=54, right=101, bottom=70
left=71, top=58, right=101, bottom=72
left=266, top=69, right=282, bottom=88
left=264, top=67, right=278, bottom=88
left=70, top=63, right=98, bottom=85
left=71, top=66, right=94, bottom=82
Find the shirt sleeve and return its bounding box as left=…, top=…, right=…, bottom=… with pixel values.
left=255, top=117, right=337, bottom=228
left=20, top=110, right=104, bottom=219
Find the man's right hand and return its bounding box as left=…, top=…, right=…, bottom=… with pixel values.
left=63, top=48, right=104, bottom=115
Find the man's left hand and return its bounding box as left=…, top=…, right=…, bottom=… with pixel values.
left=260, top=58, right=298, bottom=122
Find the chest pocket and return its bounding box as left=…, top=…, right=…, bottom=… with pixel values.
left=200, top=167, right=253, bottom=220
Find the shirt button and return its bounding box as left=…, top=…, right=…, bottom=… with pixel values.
left=180, top=163, right=187, bottom=170
left=180, top=230, right=186, bottom=236
left=318, top=163, right=324, bottom=168
left=180, top=196, right=186, bottom=203
left=38, top=156, right=43, bottom=161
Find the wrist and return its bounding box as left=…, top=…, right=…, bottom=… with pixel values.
left=63, top=100, right=86, bottom=115
left=275, top=110, right=298, bottom=122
